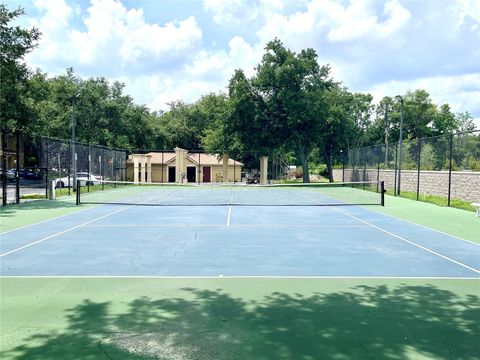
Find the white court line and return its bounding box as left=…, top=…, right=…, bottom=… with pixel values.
left=1, top=275, right=478, bottom=280
left=227, top=206, right=232, bottom=226
left=364, top=205, right=480, bottom=246
left=227, top=193, right=233, bottom=226
left=82, top=224, right=370, bottom=228
left=0, top=206, right=131, bottom=257
left=336, top=208, right=480, bottom=274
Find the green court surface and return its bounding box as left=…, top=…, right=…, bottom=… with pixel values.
left=366, top=194, right=479, bottom=243
left=1, top=278, right=479, bottom=360
left=0, top=197, right=81, bottom=233
left=1, top=192, right=479, bottom=359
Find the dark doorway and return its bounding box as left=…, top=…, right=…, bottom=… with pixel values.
left=203, top=166, right=211, bottom=182
left=168, top=167, right=175, bottom=182
left=187, top=167, right=196, bottom=182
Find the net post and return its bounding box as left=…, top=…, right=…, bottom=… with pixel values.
left=76, top=179, right=81, bottom=205
left=381, top=181, right=385, bottom=206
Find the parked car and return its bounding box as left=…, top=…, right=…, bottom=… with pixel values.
left=0, top=169, right=16, bottom=182
left=19, top=168, right=43, bottom=180
left=246, top=173, right=260, bottom=184
left=6, top=169, right=16, bottom=182
left=54, top=172, right=102, bottom=188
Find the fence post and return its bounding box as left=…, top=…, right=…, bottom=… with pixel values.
left=363, top=155, right=366, bottom=189
left=45, top=138, right=49, bottom=199
left=87, top=145, right=91, bottom=193
left=447, top=133, right=453, bottom=207
left=393, top=145, right=397, bottom=196
left=1, top=129, right=7, bottom=206
left=416, top=138, right=421, bottom=201
left=76, top=179, right=80, bottom=205
left=161, top=150, right=164, bottom=183
left=15, top=130, right=20, bottom=204
left=68, top=140, right=71, bottom=195
left=376, top=162, right=380, bottom=193
left=381, top=181, right=385, bottom=206
left=100, top=148, right=107, bottom=190
left=341, top=150, right=345, bottom=182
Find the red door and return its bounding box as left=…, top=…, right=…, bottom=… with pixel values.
left=203, top=167, right=211, bottom=182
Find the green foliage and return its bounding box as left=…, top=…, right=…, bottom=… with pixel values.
left=0, top=5, right=40, bottom=130
left=384, top=189, right=475, bottom=212
left=1, top=4, right=476, bottom=176
left=225, top=39, right=336, bottom=181
left=309, top=162, right=328, bottom=176
left=466, top=156, right=480, bottom=171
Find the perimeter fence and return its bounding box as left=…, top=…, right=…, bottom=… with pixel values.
left=337, top=130, right=480, bottom=207
left=1, top=129, right=127, bottom=205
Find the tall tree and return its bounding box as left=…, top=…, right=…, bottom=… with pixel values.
left=252, top=39, right=335, bottom=182
left=0, top=5, right=40, bottom=130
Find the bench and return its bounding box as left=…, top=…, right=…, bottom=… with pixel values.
left=472, top=203, right=480, bottom=217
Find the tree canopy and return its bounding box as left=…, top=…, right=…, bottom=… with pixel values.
left=1, top=4, right=477, bottom=180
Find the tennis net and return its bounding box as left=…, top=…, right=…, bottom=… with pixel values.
left=76, top=180, right=385, bottom=206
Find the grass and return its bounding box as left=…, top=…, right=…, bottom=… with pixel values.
left=384, top=189, right=475, bottom=212
left=20, top=193, right=46, bottom=200
left=55, top=184, right=119, bottom=198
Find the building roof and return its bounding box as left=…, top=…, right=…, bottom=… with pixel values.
left=128, top=152, right=243, bottom=166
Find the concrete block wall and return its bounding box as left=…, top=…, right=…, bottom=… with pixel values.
left=333, top=169, right=480, bottom=203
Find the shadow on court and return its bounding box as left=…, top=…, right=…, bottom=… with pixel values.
left=2, top=284, right=479, bottom=359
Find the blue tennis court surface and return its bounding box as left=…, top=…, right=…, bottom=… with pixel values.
left=1, top=202, right=479, bottom=278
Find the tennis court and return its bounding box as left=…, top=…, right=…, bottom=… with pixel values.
left=1, top=182, right=479, bottom=360
left=2, top=181, right=478, bottom=277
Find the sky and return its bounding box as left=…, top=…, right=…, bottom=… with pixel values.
left=9, top=0, right=480, bottom=127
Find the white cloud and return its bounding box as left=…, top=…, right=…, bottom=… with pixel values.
left=328, top=0, right=410, bottom=42
left=203, top=0, right=260, bottom=25
left=137, top=36, right=260, bottom=110
left=456, top=0, right=480, bottom=23
left=28, top=0, right=202, bottom=75
left=23, top=0, right=479, bottom=128
left=256, top=0, right=411, bottom=46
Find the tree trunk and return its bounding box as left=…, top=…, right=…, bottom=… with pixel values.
left=323, top=147, right=333, bottom=182
left=299, top=144, right=310, bottom=183
left=326, top=161, right=333, bottom=182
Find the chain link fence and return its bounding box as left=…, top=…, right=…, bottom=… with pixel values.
left=337, top=130, right=480, bottom=208
left=1, top=129, right=127, bottom=205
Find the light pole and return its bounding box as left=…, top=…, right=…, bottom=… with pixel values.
left=395, top=95, right=404, bottom=195
left=71, top=92, right=80, bottom=191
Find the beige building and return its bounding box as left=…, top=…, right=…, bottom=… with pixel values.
left=126, top=148, right=243, bottom=183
